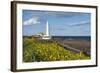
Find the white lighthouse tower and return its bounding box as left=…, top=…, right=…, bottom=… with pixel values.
left=42, top=21, right=51, bottom=39
left=46, top=21, right=49, bottom=36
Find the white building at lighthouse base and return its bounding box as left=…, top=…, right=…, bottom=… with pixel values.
left=42, top=35, right=51, bottom=39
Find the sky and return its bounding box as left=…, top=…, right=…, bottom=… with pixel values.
left=22, top=10, right=91, bottom=36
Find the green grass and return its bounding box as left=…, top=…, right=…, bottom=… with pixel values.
left=23, top=37, right=90, bottom=62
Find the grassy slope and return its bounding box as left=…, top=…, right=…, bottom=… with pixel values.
left=23, top=37, right=90, bottom=62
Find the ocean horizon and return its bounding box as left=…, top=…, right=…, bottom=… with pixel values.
left=23, top=35, right=91, bottom=41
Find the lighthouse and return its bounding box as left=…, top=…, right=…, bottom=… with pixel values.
left=46, top=21, right=49, bottom=36
left=42, top=21, right=51, bottom=39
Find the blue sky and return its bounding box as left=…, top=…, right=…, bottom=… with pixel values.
left=22, top=10, right=91, bottom=36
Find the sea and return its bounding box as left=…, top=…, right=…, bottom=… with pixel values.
left=52, top=36, right=91, bottom=41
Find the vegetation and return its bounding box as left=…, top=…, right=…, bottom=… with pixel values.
left=23, top=37, right=90, bottom=62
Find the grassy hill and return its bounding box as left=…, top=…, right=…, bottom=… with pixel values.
left=23, top=37, right=90, bottom=62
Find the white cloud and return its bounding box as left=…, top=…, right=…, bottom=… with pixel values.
left=23, top=16, right=40, bottom=25
left=68, top=21, right=90, bottom=26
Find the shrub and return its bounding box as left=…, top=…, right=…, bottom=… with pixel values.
left=23, top=37, right=90, bottom=62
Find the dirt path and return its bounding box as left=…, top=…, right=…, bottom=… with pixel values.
left=54, top=40, right=90, bottom=56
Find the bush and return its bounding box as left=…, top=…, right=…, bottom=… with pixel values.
left=23, top=37, right=90, bottom=62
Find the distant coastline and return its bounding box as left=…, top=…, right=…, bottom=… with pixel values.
left=23, top=36, right=91, bottom=41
